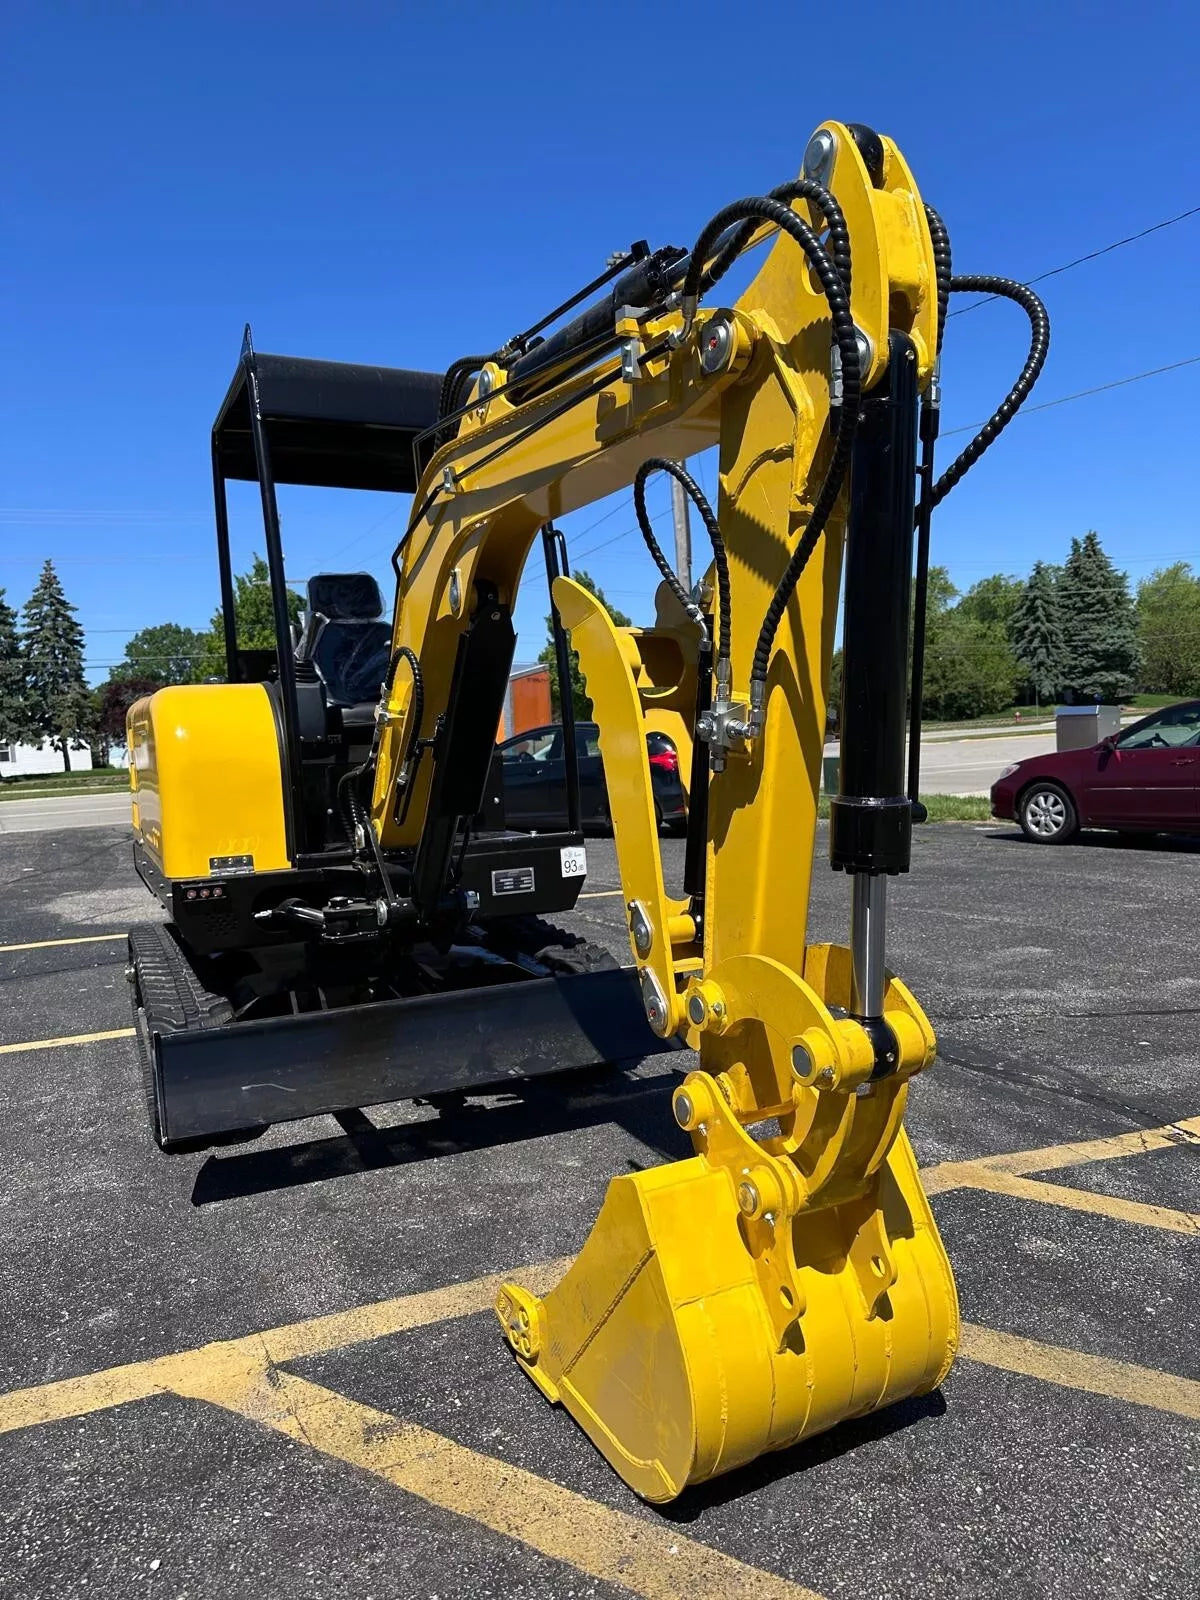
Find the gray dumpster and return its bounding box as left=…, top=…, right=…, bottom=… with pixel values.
left=1056, top=704, right=1122, bottom=752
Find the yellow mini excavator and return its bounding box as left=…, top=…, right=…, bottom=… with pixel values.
left=127, top=120, right=1048, bottom=1500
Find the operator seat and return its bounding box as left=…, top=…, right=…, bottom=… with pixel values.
left=295, top=572, right=392, bottom=728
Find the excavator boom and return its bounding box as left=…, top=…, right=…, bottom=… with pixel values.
left=361, top=120, right=1047, bottom=1498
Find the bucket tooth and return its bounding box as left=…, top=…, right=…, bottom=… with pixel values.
left=497, top=1130, right=958, bottom=1503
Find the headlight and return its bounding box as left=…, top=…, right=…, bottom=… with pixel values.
left=997, top=764, right=1020, bottom=780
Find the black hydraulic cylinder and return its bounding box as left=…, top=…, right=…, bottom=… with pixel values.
left=830, top=332, right=920, bottom=876
left=506, top=246, right=686, bottom=394
left=542, top=524, right=582, bottom=834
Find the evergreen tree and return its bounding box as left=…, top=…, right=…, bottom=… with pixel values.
left=539, top=571, right=632, bottom=721
left=1136, top=563, right=1200, bottom=697
left=1057, top=531, right=1138, bottom=702
left=21, top=560, right=91, bottom=770
left=1010, top=560, right=1064, bottom=706
left=0, top=589, right=25, bottom=771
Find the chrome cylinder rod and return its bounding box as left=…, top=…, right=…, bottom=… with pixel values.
left=849, top=873, right=887, bottom=1020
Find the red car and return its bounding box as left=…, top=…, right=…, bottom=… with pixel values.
left=991, top=700, right=1200, bottom=844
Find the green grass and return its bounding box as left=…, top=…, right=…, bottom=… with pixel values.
left=817, top=792, right=991, bottom=823
left=0, top=770, right=128, bottom=801
left=1124, top=693, right=1180, bottom=710
left=920, top=705, right=1050, bottom=731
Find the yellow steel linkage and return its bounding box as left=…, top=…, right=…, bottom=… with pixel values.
left=376, top=122, right=959, bottom=1500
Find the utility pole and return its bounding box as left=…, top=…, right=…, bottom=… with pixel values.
left=670, top=463, right=692, bottom=592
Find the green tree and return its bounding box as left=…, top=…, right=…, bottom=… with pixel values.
left=1058, top=531, right=1138, bottom=702
left=1010, top=560, right=1065, bottom=706
left=539, top=571, right=632, bottom=720
left=195, top=555, right=304, bottom=680
left=922, top=615, right=1019, bottom=720
left=0, top=588, right=25, bottom=773
left=914, top=567, right=1019, bottom=720
left=956, top=573, right=1024, bottom=633
left=119, top=622, right=206, bottom=686
left=1136, top=563, right=1200, bottom=697
left=21, top=560, right=91, bottom=770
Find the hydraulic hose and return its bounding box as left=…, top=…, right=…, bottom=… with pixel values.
left=632, top=458, right=730, bottom=665
left=436, top=353, right=509, bottom=446
left=699, top=177, right=851, bottom=303
left=930, top=275, right=1050, bottom=508
left=682, top=196, right=861, bottom=708
left=907, top=204, right=952, bottom=809
left=339, top=644, right=425, bottom=851
left=907, top=254, right=1049, bottom=806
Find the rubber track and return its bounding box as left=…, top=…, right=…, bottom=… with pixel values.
left=127, top=924, right=233, bottom=1034
left=484, top=914, right=619, bottom=977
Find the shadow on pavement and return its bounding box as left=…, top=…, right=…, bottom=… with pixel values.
left=190, top=1061, right=688, bottom=1207
left=984, top=827, right=1200, bottom=854
left=655, top=1389, right=949, bottom=1522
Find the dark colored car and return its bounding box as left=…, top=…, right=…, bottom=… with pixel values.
left=486, top=721, right=687, bottom=833
left=990, top=700, right=1200, bottom=844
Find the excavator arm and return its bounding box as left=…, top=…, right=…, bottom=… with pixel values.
left=367, top=119, right=1047, bottom=1501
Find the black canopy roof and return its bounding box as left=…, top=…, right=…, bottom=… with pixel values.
left=213, top=352, right=443, bottom=493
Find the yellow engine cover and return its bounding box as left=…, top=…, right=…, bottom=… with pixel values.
left=498, top=1127, right=958, bottom=1502
left=127, top=684, right=290, bottom=881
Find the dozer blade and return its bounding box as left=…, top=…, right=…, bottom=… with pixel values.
left=497, top=1117, right=958, bottom=1503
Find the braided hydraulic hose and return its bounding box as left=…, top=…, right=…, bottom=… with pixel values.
left=435, top=352, right=509, bottom=446
left=339, top=644, right=425, bottom=849
left=700, top=177, right=851, bottom=303
left=930, top=275, right=1050, bottom=508
left=927, top=205, right=952, bottom=358
left=633, top=459, right=731, bottom=665
left=680, top=198, right=862, bottom=699
left=907, top=204, right=953, bottom=810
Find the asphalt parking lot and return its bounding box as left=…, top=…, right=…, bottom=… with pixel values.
left=1, top=815, right=1197, bottom=1598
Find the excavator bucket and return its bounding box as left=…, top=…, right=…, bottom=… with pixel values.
left=499, top=1042, right=959, bottom=1501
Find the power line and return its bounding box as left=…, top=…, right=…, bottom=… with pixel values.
left=941, top=354, right=1200, bottom=438
left=950, top=203, right=1200, bottom=317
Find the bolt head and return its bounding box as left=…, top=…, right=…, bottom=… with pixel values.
left=674, top=1092, right=694, bottom=1129
left=686, top=993, right=707, bottom=1027
left=803, top=128, right=836, bottom=186
left=699, top=315, right=733, bottom=375
left=817, top=1065, right=836, bottom=1087
left=791, top=1042, right=814, bottom=1080
left=737, top=1180, right=760, bottom=1216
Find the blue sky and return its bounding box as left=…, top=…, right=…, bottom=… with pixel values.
left=2, top=0, right=1197, bottom=679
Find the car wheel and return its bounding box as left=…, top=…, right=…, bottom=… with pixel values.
left=1018, top=782, right=1078, bottom=844
left=654, top=798, right=663, bottom=833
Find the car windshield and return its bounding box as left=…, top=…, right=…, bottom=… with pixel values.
left=1117, top=703, right=1200, bottom=750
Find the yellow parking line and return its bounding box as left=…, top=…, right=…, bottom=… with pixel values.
left=0, top=1026, right=135, bottom=1056
left=956, top=1168, right=1200, bottom=1235
left=0, top=933, right=126, bottom=954
left=921, top=1112, right=1200, bottom=1195
left=578, top=889, right=622, bottom=899
left=0, top=1259, right=573, bottom=1437
left=979, top=1117, right=1200, bottom=1175
left=172, top=1363, right=821, bottom=1600
left=961, top=1322, right=1200, bottom=1422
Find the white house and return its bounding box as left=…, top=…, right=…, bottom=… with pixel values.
left=0, top=739, right=96, bottom=778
